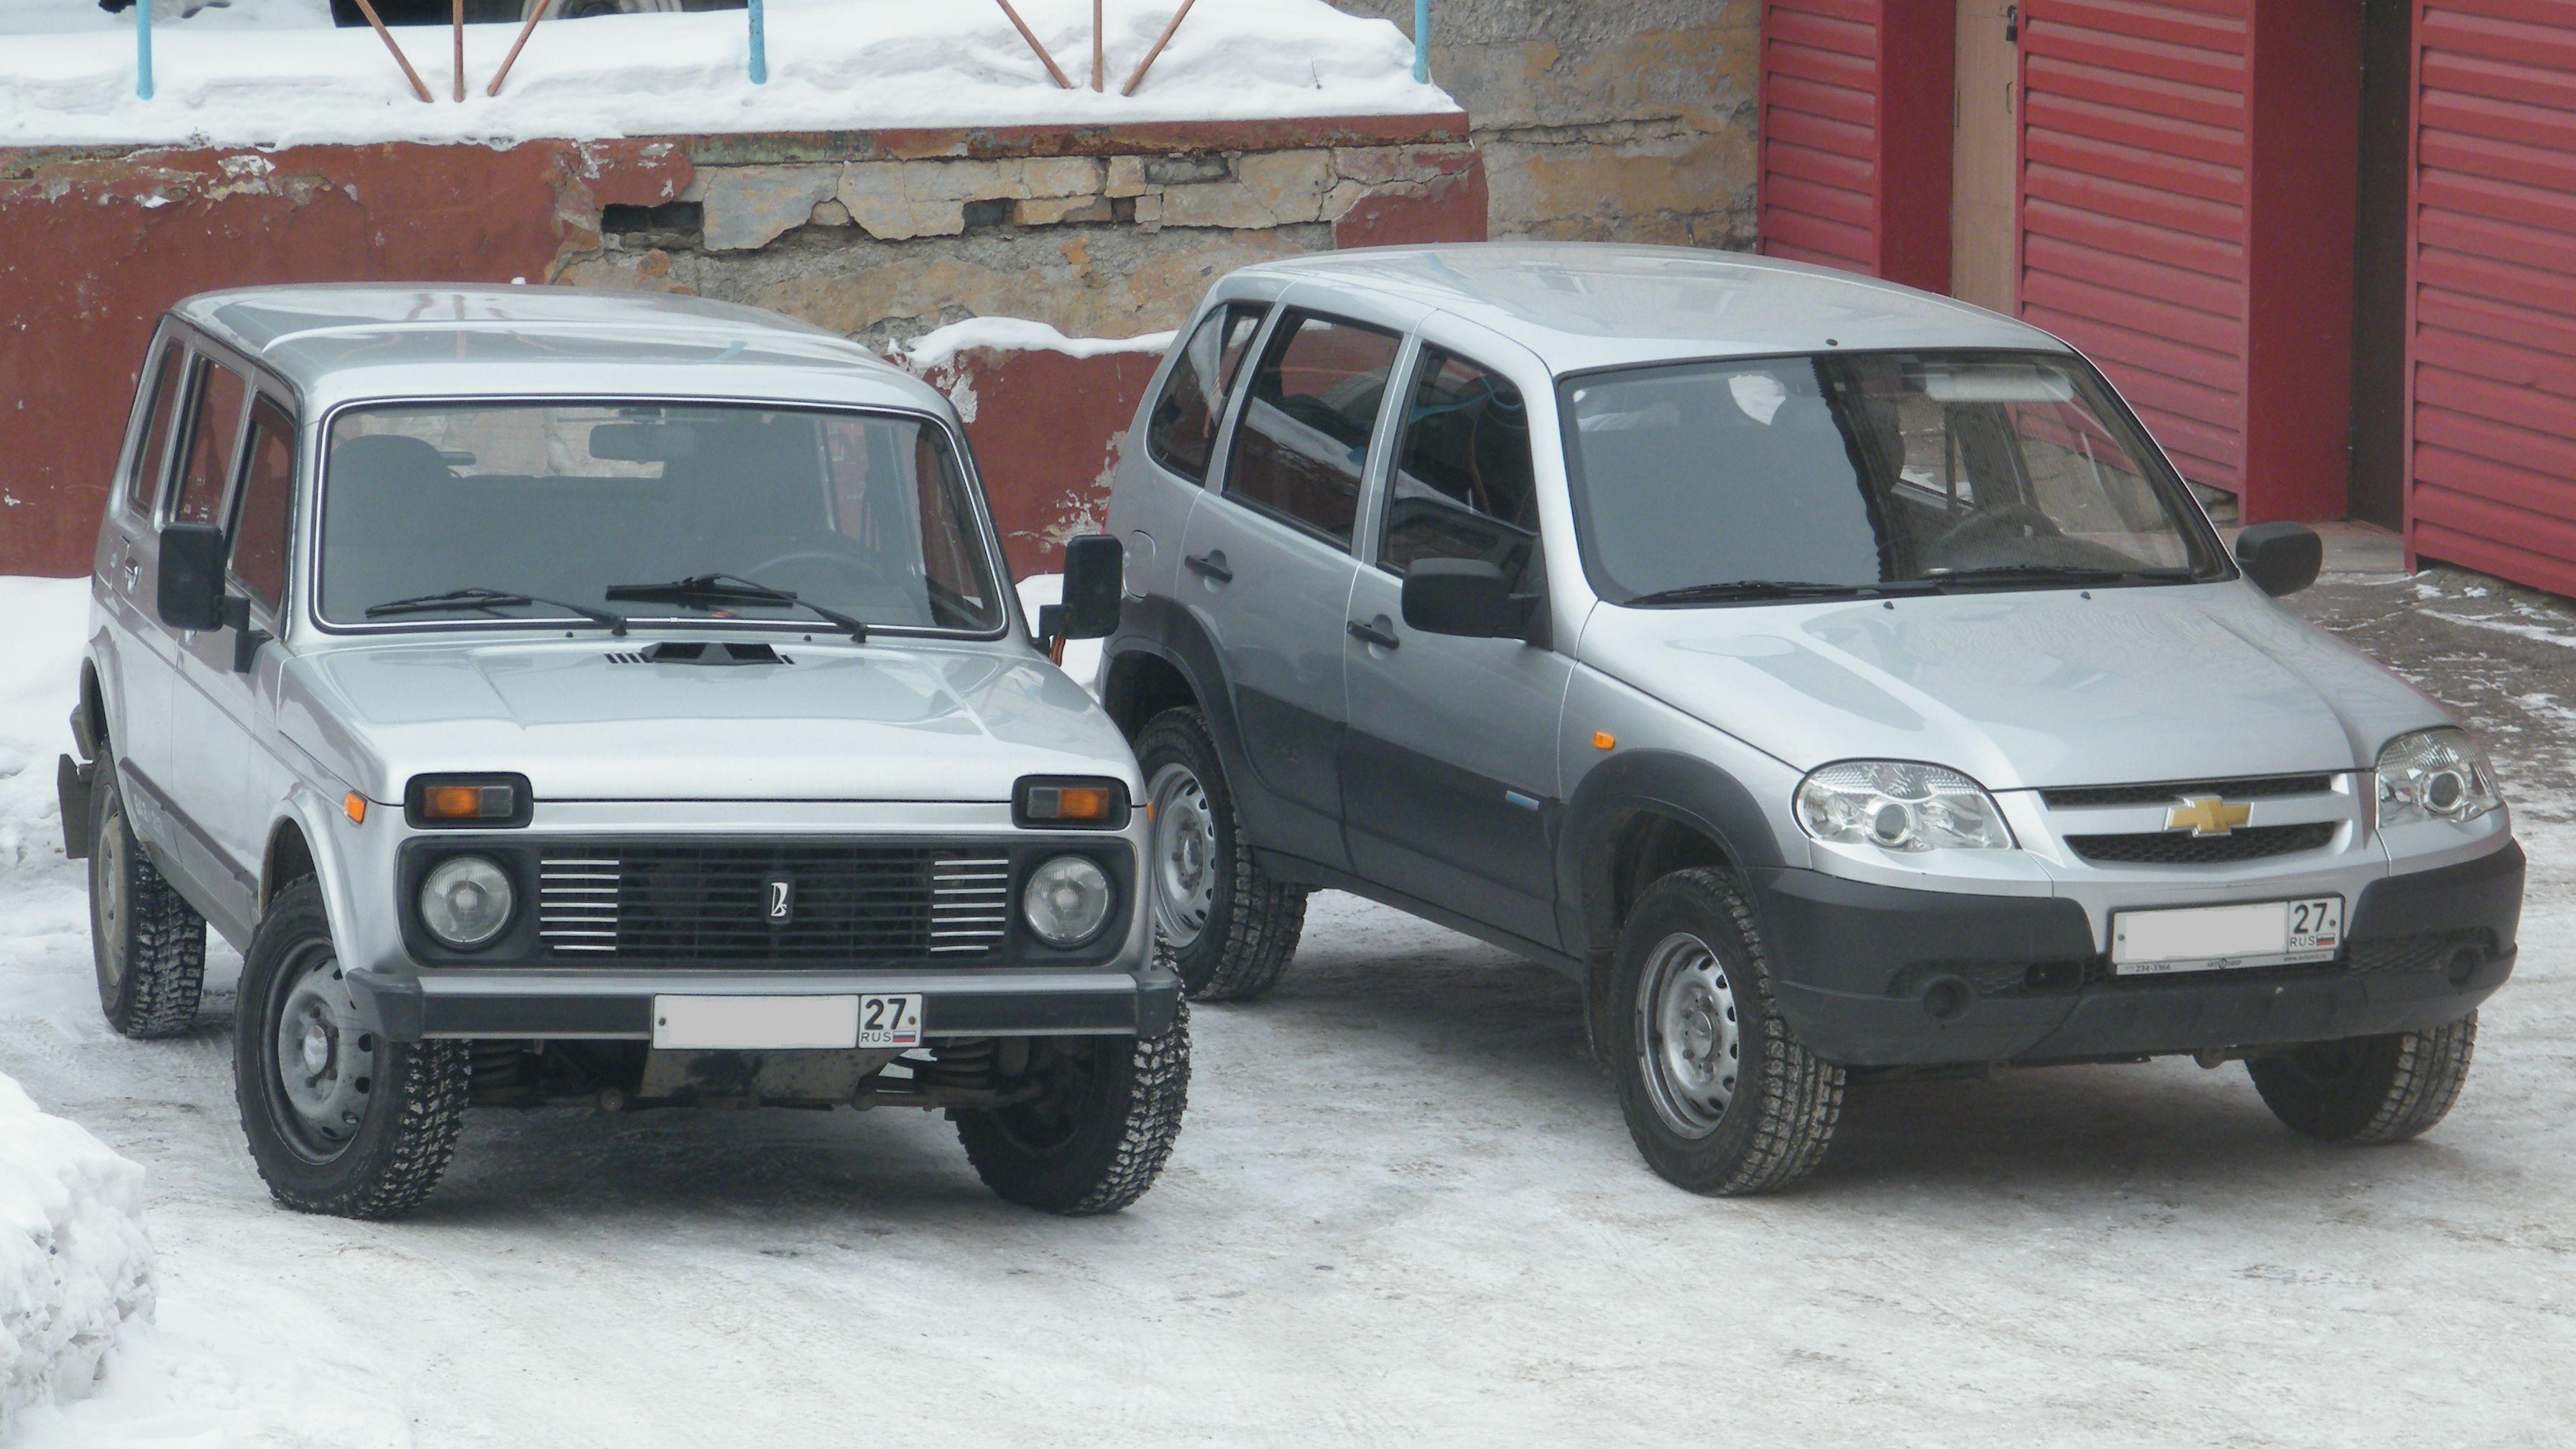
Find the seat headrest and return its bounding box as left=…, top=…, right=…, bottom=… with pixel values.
left=328, top=433, right=453, bottom=490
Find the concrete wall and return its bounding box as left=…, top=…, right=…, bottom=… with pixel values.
left=1332, top=0, right=1758, bottom=247
left=0, top=118, right=1483, bottom=578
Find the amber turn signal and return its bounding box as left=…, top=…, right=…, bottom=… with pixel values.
left=1014, top=777, right=1130, bottom=829
left=343, top=792, right=368, bottom=825
left=1593, top=731, right=1618, bottom=751
left=405, top=774, right=534, bottom=829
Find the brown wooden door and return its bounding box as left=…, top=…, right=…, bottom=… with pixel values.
left=1951, top=0, right=2018, bottom=314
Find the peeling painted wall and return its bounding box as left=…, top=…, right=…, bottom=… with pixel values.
left=0, top=117, right=1483, bottom=577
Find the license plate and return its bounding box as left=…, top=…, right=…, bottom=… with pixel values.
left=652, top=995, right=859, bottom=1050
left=2110, top=897, right=2343, bottom=976
left=857, top=994, right=923, bottom=1050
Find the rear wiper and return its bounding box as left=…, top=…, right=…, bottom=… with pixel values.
left=1924, top=564, right=2199, bottom=591
left=604, top=572, right=869, bottom=642
left=1622, top=579, right=1941, bottom=606
left=364, top=587, right=627, bottom=634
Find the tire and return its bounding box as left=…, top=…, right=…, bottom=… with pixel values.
left=956, top=1004, right=1190, bottom=1216
left=1610, top=869, right=1843, bottom=1195
left=87, top=754, right=208, bottom=1040
left=2245, top=1015, right=2476, bottom=1144
left=235, top=880, right=469, bottom=1219
left=1133, top=708, right=1307, bottom=1001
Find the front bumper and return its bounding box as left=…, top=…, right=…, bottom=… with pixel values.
left=1745, top=841, right=2524, bottom=1068
left=347, top=963, right=1183, bottom=1043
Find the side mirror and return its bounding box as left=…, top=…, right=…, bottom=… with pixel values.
left=1403, top=558, right=1534, bottom=640
left=156, top=522, right=228, bottom=631
left=1038, top=534, right=1124, bottom=648
left=2235, top=521, right=2322, bottom=598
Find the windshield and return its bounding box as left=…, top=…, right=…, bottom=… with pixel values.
left=1559, top=351, right=2229, bottom=604
left=318, top=402, right=1007, bottom=634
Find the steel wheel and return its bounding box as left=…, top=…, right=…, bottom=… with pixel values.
left=264, top=943, right=381, bottom=1164
left=1635, top=931, right=1742, bottom=1139
left=1148, top=761, right=1219, bottom=948
left=91, top=805, right=129, bottom=1000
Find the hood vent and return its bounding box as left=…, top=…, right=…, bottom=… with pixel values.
left=606, top=642, right=794, bottom=667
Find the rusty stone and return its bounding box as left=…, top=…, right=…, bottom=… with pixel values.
left=698, top=164, right=840, bottom=251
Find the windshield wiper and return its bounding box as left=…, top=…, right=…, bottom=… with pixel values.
left=1622, top=579, right=1942, bottom=607
left=604, top=572, right=869, bottom=642
left=364, top=587, right=627, bottom=634
left=1924, top=564, right=2199, bottom=591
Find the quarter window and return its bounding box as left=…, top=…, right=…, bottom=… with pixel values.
left=1379, top=348, right=1541, bottom=593
left=229, top=398, right=296, bottom=612
left=1145, top=302, right=1267, bottom=484
left=170, top=361, right=247, bottom=529
left=126, top=346, right=183, bottom=515
left=1222, top=310, right=1402, bottom=546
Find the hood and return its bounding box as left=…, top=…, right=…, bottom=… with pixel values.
left=1577, top=583, right=2450, bottom=791
left=277, top=635, right=1135, bottom=805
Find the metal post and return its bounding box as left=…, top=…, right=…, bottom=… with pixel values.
left=135, top=0, right=152, bottom=101
left=1413, top=0, right=1428, bottom=83
left=748, top=0, right=767, bottom=83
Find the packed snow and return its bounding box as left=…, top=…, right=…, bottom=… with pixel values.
left=0, top=0, right=1453, bottom=149
left=0, top=1073, right=153, bottom=1438
left=907, top=318, right=1177, bottom=375
left=0, top=560, right=2570, bottom=1445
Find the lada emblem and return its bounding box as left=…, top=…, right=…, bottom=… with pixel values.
left=2166, top=796, right=2253, bottom=836
left=766, top=875, right=796, bottom=923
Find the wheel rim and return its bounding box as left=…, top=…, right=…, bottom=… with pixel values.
left=1636, top=932, right=1742, bottom=1139
left=92, top=805, right=129, bottom=996
left=266, top=943, right=379, bottom=1164
left=1148, top=762, right=1219, bottom=949
left=984, top=1040, right=1109, bottom=1157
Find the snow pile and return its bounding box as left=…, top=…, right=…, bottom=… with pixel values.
left=0, top=0, right=1452, bottom=149
left=905, top=317, right=1176, bottom=374
left=0, top=1073, right=155, bottom=1438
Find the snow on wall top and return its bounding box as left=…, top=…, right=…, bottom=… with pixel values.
left=0, top=0, right=1456, bottom=150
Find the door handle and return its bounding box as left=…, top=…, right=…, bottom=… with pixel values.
left=1347, top=617, right=1400, bottom=651
left=1184, top=551, right=1233, bottom=585
left=120, top=555, right=139, bottom=591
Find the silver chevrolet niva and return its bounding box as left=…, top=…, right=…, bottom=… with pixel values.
left=59, top=285, right=1183, bottom=1219
left=1099, top=244, right=2525, bottom=1195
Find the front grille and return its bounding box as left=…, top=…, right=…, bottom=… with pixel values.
left=2041, top=774, right=2339, bottom=810
left=2065, top=822, right=2338, bottom=865
left=537, top=844, right=1011, bottom=962
left=2347, top=930, right=2492, bottom=975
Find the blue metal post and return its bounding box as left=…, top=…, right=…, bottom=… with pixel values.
left=136, top=0, right=154, bottom=101
left=747, top=0, right=767, bottom=83
left=1413, top=0, right=1428, bottom=83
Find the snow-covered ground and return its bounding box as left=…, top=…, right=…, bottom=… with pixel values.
left=0, top=565, right=2571, bottom=1445
left=0, top=0, right=1451, bottom=148
left=0, top=1071, right=153, bottom=1440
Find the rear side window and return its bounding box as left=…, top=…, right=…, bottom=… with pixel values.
left=1380, top=347, right=1541, bottom=592
left=1145, top=302, right=1266, bottom=483
left=229, top=398, right=297, bottom=612
left=1222, top=310, right=1402, bottom=546
left=170, top=361, right=247, bottom=528
left=126, top=346, right=183, bottom=515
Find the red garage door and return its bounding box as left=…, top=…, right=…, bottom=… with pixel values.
left=2017, top=0, right=2253, bottom=496
left=2409, top=1, right=2576, bottom=595
left=1757, top=0, right=1949, bottom=291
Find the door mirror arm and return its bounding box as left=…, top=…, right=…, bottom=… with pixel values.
left=1038, top=534, right=1126, bottom=662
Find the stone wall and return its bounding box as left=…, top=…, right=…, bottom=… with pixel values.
left=0, top=117, right=1484, bottom=577
left=1331, top=0, right=1758, bottom=249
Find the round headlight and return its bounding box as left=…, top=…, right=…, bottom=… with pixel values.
left=1023, top=854, right=1113, bottom=948
left=420, top=855, right=515, bottom=949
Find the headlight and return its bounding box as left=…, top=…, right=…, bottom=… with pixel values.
left=2376, top=728, right=2502, bottom=827
left=1022, top=854, right=1114, bottom=947
left=1796, top=761, right=2015, bottom=852
left=419, top=855, right=515, bottom=949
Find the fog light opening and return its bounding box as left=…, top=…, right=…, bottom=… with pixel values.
left=2444, top=945, right=2483, bottom=986
left=1921, top=976, right=1972, bottom=1022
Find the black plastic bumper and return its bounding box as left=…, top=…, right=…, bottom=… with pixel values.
left=347, top=963, right=1184, bottom=1043
left=1745, top=843, right=2524, bottom=1068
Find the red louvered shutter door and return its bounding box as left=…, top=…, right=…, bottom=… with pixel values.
left=1758, top=1, right=1951, bottom=290
left=2409, top=1, right=2576, bottom=594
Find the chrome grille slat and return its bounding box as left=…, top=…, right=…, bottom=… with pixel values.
left=534, top=845, right=1015, bottom=963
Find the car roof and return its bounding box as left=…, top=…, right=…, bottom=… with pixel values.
left=1232, top=244, right=2070, bottom=374
left=167, top=284, right=950, bottom=415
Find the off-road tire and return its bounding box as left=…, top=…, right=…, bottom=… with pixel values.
left=87, top=752, right=208, bottom=1039
left=2246, top=1014, right=2477, bottom=1144
left=1610, top=869, right=1843, bottom=1195
left=956, top=1003, right=1191, bottom=1216
left=1135, top=708, right=1306, bottom=1001
left=236, top=880, right=469, bottom=1219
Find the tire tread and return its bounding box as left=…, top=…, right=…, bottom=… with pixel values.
left=1137, top=709, right=1306, bottom=1002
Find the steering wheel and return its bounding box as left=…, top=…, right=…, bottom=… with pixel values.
left=743, top=547, right=867, bottom=583
left=1930, top=502, right=2060, bottom=555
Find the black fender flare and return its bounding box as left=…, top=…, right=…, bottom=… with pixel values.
left=1554, top=749, right=1791, bottom=966
left=1102, top=595, right=1256, bottom=802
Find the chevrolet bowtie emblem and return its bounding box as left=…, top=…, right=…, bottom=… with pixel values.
left=2166, top=796, right=2253, bottom=836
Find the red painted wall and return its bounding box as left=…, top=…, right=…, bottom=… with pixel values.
left=2406, top=0, right=2576, bottom=595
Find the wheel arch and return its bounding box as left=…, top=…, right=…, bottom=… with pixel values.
left=1102, top=596, right=1247, bottom=777
left=1556, top=749, right=1793, bottom=967
left=264, top=789, right=359, bottom=944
